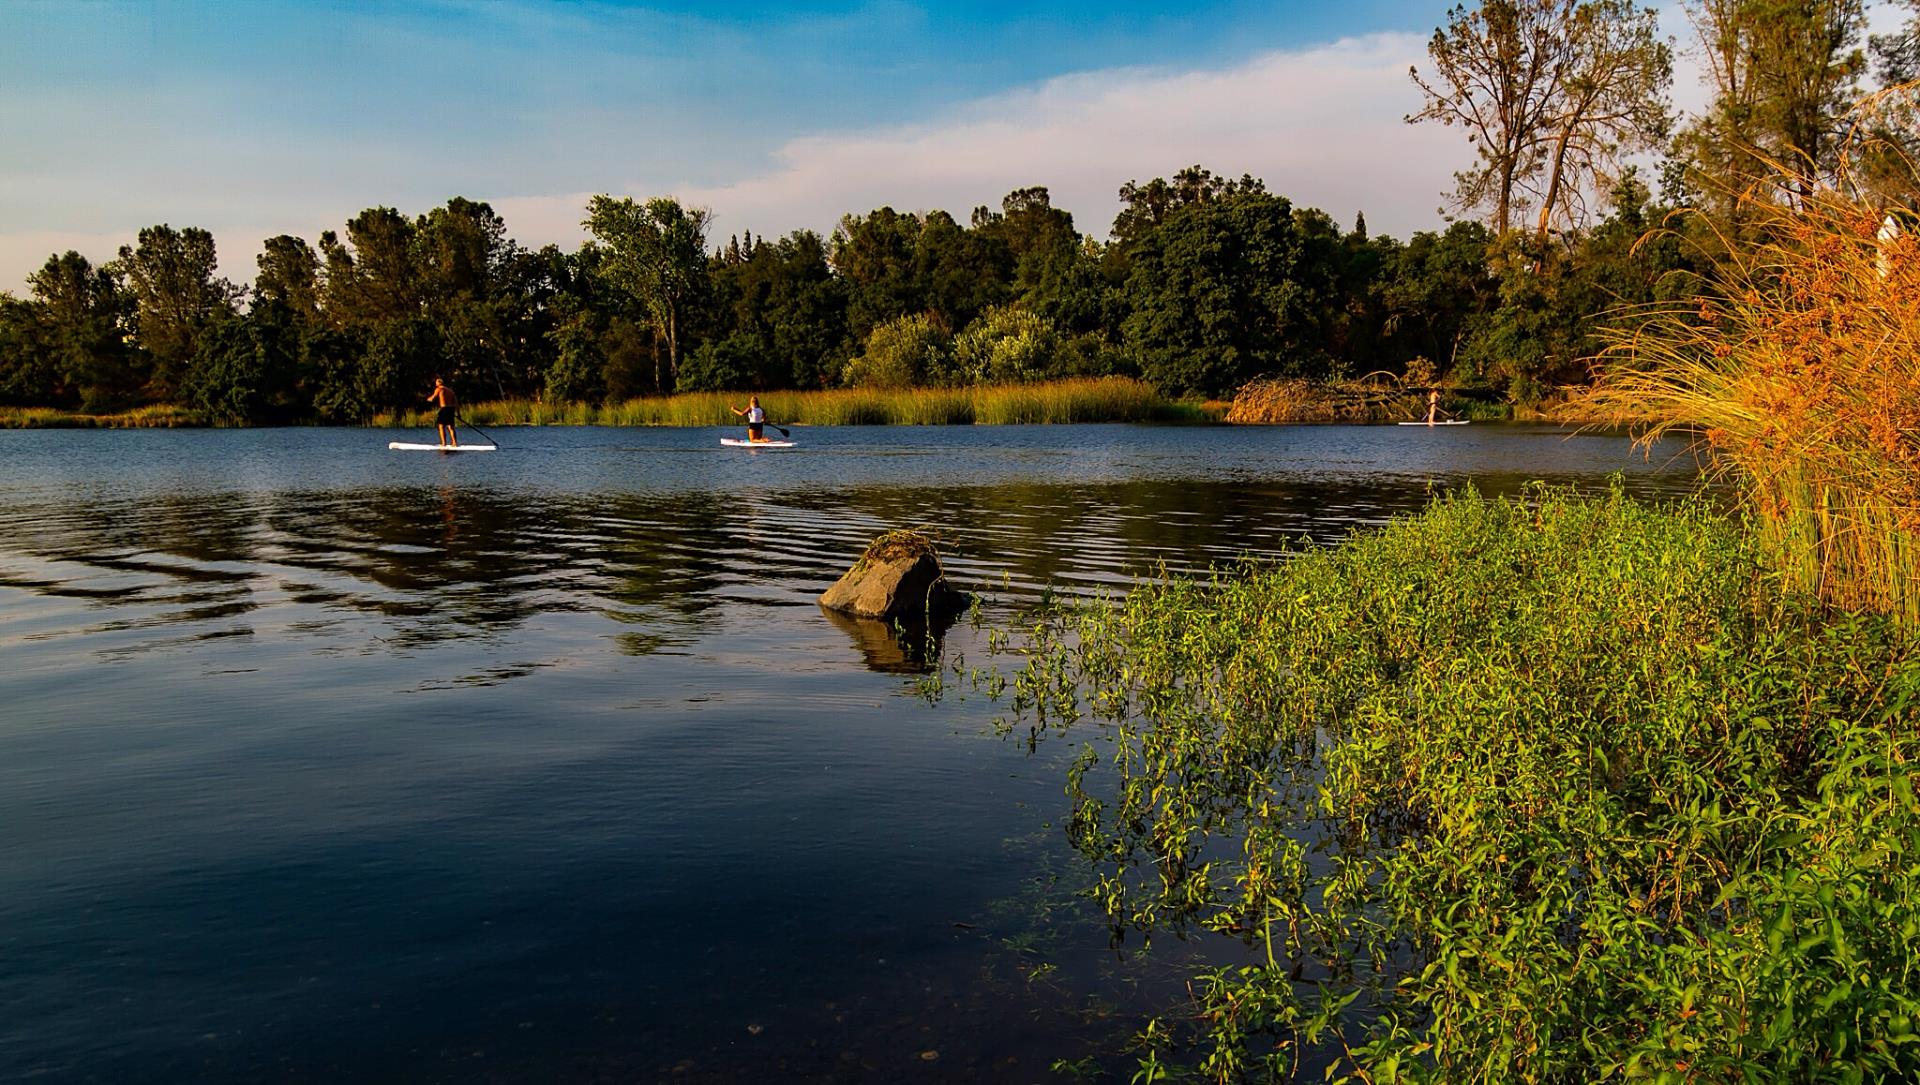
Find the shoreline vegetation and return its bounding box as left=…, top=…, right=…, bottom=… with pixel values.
left=942, top=139, right=1920, bottom=1079
left=0, top=376, right=1613, bottom=429
left=967, top=487, right=1920, bottom=1080
left=375, top=377, right=1216, bottom=428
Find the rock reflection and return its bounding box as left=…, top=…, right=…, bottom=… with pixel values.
left=820, top=605, right=955, bottom=675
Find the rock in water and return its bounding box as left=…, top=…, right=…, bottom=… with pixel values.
left=819, top=530, right=969, bottom=620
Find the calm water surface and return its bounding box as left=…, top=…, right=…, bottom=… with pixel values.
left=0, top=424, right=1699, bottom=1082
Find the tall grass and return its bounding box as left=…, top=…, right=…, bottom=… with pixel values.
left=373, top=377, right=1211, bottom=428
left=0, top=404, right=206, bottom=428
left=1595, top=91, right=1920, bottom=624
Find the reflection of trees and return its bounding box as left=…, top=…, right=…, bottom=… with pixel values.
left=0, top=484, right=791, bottom=654
left=0, top=465, right=1711, bottom=667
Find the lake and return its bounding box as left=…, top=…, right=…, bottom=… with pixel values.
left=0, top=423, right=1699, bottom=1082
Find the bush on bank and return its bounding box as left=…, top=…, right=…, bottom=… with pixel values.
left=987, top=486, right=1920, bottom=1082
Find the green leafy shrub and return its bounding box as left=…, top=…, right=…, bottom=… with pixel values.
left=842, top=313, right=953, bottom=388
left=983, top=487, right=1920, bottom=1082
left=954, top=304, right=1058, bottom=383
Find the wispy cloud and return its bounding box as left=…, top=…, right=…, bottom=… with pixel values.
left=498, top=31, right=1461, bottom=254
left=3, top=28, right=1472, bottom=290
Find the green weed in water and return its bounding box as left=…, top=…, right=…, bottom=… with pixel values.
left=970, top=485, right=1920, bottom=1081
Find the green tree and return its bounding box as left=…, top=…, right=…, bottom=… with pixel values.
left=183, top=306, right=304, bottom=424
left=583, top=195, right=711, bottom=392
left=321, top=207, right=420, bottom=326
left=1110, top=166, right=1268, bottom=247
left=1379, top=221, right=1500, bottom=375
left=417, top=197, right=518, bottom=397
left=26, top=251, right=135, bottom=411
left=0, top=293, right=54, bottom=406
left=831, top=206, right=925, bottom=342
left=255, top=235, right=322, bottom=322
left=842, top=313, right=953, bottom=388
left=1460, top=173, right=1696, bottom=400
left=914, top=209, right=1011, bottom=332
left=1120, top=191, right=1344, bottom=396
left=116, top=224, right=240, bottom=401
left=707, top=229, right=850, bottom=388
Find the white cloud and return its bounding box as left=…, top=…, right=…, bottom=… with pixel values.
left=495, top=31, right=1462, bottom=255
left=0, top=31, right=1468, bottom=290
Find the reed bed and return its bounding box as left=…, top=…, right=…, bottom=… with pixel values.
left=0, top=404, right=207, bottom=428
left=1595, top=95, right=1920, bottom=625
left=374, top=377, right=1207, bottom=428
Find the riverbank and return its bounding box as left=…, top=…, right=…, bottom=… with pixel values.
left=375, top=378, right=1219, bottom=428
left=3, top=374, right=1613, bottom=430
left=976, top=487, right=1920, bottom=1080
left=0, top=405, right=208, bottom=428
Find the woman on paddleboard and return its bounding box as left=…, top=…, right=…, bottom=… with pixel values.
left=730, top=395, right=767, bottom=443
left=1425, top=388, right=1440, bottom=425
left=428, top=378, right=458, bottom=448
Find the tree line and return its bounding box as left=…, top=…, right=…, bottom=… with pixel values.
left=1, top=0, right=1911, bottom=422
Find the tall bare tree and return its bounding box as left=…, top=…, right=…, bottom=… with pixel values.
left=1532, top=1, right=1671, bottom=236
left=1409, top=0, right=1671, bottom=239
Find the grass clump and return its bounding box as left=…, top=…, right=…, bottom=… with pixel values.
left=373, top=377, right=1198, bottom=428
left=860, top=528, right=942, bottom=565
left=1596, top=91, right=1920, bottom=625
left=982, top=486, right=1920, bottom=1081
left=0, top=404, right=207, bottom=428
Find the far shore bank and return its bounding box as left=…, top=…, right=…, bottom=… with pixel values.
left=0, top=376, right=1609, bottom=430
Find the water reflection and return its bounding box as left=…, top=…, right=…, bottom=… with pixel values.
left=0, top=463, right=1703, bottom=672
left=0, top=425, right=1703, bottom=1082
left=821, top=607, right=956, bottom=675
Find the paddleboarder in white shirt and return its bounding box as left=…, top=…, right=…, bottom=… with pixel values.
left=731, top=395, right=768, bottom=443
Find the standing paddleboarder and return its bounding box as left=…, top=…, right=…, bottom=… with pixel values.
left=1425, top=388, right=1440, bottom=425
left=428, top=377, right=458, bottom=448
left=730, top=395, right=768, bottom=443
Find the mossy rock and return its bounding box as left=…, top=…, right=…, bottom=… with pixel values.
left=821, top=530, right=970, bottom=620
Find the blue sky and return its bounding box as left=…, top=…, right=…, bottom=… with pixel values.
left=0, top=0, right=1679, bottom=286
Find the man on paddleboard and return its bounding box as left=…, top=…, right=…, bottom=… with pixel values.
left=730, top=395, right=768, bottom=443
left=428, top=378, right=458, bottom=448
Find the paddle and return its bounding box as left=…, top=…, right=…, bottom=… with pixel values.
left=765, top=421, right=790, bottom=439
left=457, top=413, right=501, bottom=448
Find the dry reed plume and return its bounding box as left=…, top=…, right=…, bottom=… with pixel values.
left=1224, top=374, right=1429, bottom=423
left=1595, top=85, right=1920, bottom=624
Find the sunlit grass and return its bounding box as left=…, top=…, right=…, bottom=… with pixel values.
left=374, top=377, right=1217, bottom=428
left=1595, top=95, right=1920, bottom=625
left=0, top=404, right=206, bottom=428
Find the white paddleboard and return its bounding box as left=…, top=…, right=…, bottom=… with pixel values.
left=389, top=442, right=498, bottom=451
left=1396, top=421, right=1470, bottom=426
left=721, top=438, right=795, bottom=448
